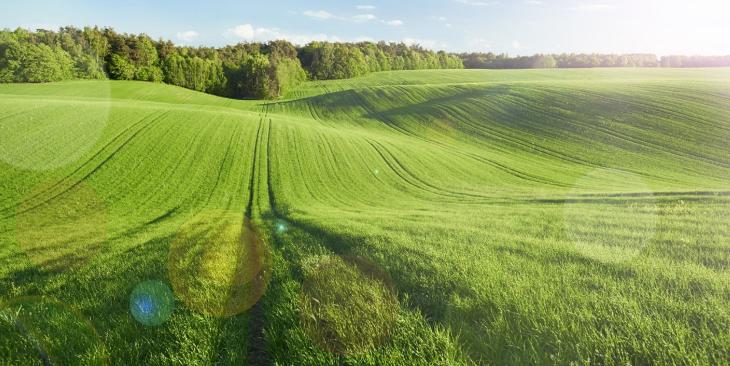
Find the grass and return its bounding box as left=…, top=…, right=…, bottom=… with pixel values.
left=0, top=68, right=729, bottom=365
left=299, top=255, right=399, bottom=356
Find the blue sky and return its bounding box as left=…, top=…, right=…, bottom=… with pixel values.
left=2, top=0, right=729, bottom=55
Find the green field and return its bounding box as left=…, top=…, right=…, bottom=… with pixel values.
left=1, top=68, right=729, bottom=365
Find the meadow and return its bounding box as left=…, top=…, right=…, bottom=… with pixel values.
left=0, top=68, right=729, bottom=365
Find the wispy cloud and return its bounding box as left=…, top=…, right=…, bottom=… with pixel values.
left=352, top=13, right=377, bottom=22
left=303, top=9, right=379, bottom=23
left=176, top=30, right=199, bottom=42
left=356, top=5, right=376, bottom=10
left=303, top=10, right=337, bottom=20
left=386, top=19, right=404, bottom=26
left=224, top=24, right=340, bottom=45
left=525, top=0, right=544, bottom=4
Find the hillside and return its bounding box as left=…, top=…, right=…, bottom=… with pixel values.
left=1, top=68, right=729, bottom=365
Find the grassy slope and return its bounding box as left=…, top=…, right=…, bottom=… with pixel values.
left=0, top=68, right=729, bottom=365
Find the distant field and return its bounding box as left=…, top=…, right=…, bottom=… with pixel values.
left=1, top=68, right=729, bottom=365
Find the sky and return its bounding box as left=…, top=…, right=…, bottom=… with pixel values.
left=2, top=0, right=730, bottom=55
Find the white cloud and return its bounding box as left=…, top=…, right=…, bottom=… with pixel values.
left=570, top=3, right=610, bottom=11
left=356, top=5, right=376, bottom=10
left=303, top=10, right=336, bottom=20
left=453, top=0, right=499, bottom=6
left=352, top=14, right=377, bottom=22
left=304, top=9, right=379, bottom=23
left=525, top=0, right=544, bottom=4
left=386, top=19, right=404, bottom=26
left=227, top=24, right=255, bottom=39
left=402, top=38, right=440, bottom=49
left=445, top=23, right=453, bottom=28
left=176, top=30, right=200, bottom=42
left=512, top=40, right=522, bottom=49
left=224, top=24, right=340, bottom=45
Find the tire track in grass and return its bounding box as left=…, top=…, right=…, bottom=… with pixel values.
left=0, top=105, right=47, bottom=123
left=436, top=101, right=608, bottom=170
left=282, top=86, right=573, bottom=190
left=362, top=99, right=573, bottom=189
left=261, top=108, right=353, bottom=365
left=246, top=103, right=271, bottom=366
left=313, top=132, right=382, bottom=209
left=0, top=110, right=164, bottom=214
left=262, top=151, right=474, bottom=364
left=0, top=111, right=170, bottom=219
left=6, top=111, right=170, bottom=216
left=530, top=87, right=729, bottom=171
left=509, top=87, right=730, bottom=175
left=270, top=90, right=575, bottom=192
left=370, top=88, right=581, bottom=180
left=371, top=139, right=538, bottom=200
left=364, top=84, right=687, bottom=187
left=364, top=139, right=469, bottom=201
left=123, top=116, right=220, bottom=213
left=204, top=122, right=242, bottom=206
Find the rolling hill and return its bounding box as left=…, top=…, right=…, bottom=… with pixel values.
left=1, top=68, right=729, bottom=365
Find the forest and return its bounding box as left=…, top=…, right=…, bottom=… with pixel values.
left=0, top=26, right=463, bottom=99
left=459, top=52, right=730, bottom=69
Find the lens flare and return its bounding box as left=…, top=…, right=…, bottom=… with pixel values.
left=129, top=280, right=175, bottom=326
left=15, top=180, right=109, bottom=272
left=274, top=218, right=289, bottom=235
left=168, top=210, right=271, bottom=317
left=300, top=255, right=398, bottom=356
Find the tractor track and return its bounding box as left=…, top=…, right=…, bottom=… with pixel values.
left=245, top=103, right=271, bottom=366
left=0, top=111, right=170, bottom=220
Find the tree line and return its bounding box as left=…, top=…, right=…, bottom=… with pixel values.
left=299, top=42, right=463, bottom=80
left=659, top=55, right=730, bottom=68
left=3, top=26, right=728, bottom=98
left=0, top=26, right=462, bottom=99
left=459, top=52, right=730, bottom=69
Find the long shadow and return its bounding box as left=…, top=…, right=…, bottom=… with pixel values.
left=272, top=213, right=470, bottom=322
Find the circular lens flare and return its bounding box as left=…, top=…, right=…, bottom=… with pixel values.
left=274, top=219, right=289, bottom=235
left=300, top=255, right=399, bottom=356
left=129, top=280, right=175, bottom=326
left=168, top=210, right=271, bottom=317
left=15, top=180, right=109, bottom=272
